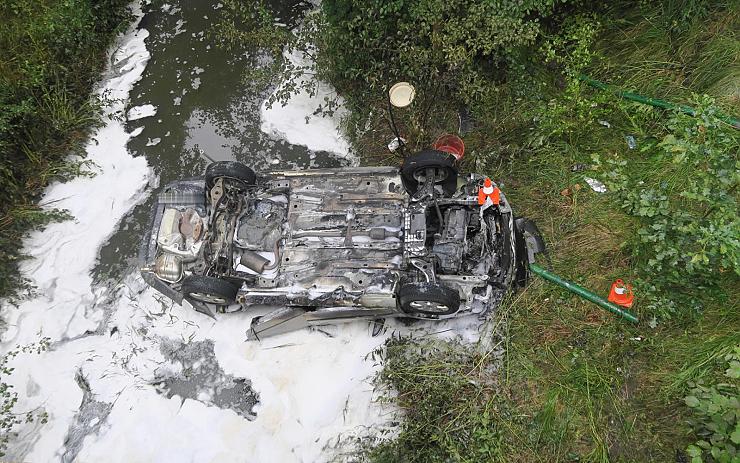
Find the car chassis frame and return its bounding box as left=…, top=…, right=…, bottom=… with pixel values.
left=141, top=156, right=535, bottom=340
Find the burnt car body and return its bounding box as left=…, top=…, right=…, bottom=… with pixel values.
left=140, top=151, right=536, bottom=339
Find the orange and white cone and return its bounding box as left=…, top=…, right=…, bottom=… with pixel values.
left=478, top=178, right=500, bottom=206
left=608, top=279, right=634, bottom=308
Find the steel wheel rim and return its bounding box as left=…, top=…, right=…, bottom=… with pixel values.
left=188, top=292, right=228, bottom=304
left=413, top=167, right=448, bottom=184
left=409, top=300, right=449, bottom=313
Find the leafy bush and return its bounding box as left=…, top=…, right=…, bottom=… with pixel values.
left=595, top=97, right=739, bottom=317
left=321, top=0, right=587, bottom=106
left=0, top=0, right=132, bottom=299
left=684, top=345, right=740, bottom=463
left=527, top=16, right=606, bottom=145
left=540, top=14, right=601, bottom=79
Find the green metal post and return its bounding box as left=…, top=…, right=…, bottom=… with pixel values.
left=579, top=75, right=740, bottom=129
left=529, top=263, right=639, bottom=324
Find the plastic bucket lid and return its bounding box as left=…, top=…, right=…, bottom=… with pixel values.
left=388, top=82, right=415, bottom=108
left=432, top=134, right=465, bottom=161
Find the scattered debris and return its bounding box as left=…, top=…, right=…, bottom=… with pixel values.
left=570, top=163, right=588, bottom=172
left=584, top=177, right=607, bottom=193
left=387, top=137, right=406, bottom=152
left=625, top=135, right=637, bottom=149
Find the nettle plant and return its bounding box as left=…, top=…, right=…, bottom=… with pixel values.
left=596, top=97, right=740, bottom=316
left=684, top=345, right=740, bottom=463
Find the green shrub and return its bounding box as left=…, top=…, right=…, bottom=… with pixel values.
left=594, top=97, right=739, bottom=317
left=0, top=0, right=132, bottom=299
left=321, top=0, right=589, bottom=105
left=684, top=345, right=740, bottom=463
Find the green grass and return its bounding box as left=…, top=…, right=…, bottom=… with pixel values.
left=363, top=1, right=740, bottom=461
left=593, top=0, right=739, bottom=109
left=0, top=0, right=133, bottom=300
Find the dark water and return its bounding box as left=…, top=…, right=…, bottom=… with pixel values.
left=94, top=0, right=349, bottom=282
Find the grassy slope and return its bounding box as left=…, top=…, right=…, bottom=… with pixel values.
left=368, top=2, right=739, bottom=462
left=491, top=5, right=739, bottom=460
left=0, top=0, right=132, bottom=300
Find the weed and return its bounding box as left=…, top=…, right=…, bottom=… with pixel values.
left=593, top=1, right=739, bottom=108
left=684, top=345, right=740, bottom=463
left=368, top=336, right=511, bottom=463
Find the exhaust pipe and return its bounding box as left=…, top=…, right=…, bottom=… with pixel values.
left=239, top=240, right=281, bottom=273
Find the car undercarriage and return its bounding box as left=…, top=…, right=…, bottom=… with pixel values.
left=141, top=150, right=532, bottom=339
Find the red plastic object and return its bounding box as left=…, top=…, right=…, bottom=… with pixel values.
left=433, top=134, right=465, bottom=161
left=608, top=279, right=634, bottom=308
left=477, top=178, right=500, bottom=206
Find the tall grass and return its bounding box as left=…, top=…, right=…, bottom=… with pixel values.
left=363, top=1, right=739, bottom=461
left=0, top=0, right=132, bottom=300
left=594, top=0, right=739, bottom=108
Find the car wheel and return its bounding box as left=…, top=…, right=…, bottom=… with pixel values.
left=182, top=275, right=239, bottom=305
left=205, top=161, right=256, bottom=190
left=400, top=149, right=458, bottom=197
left=398, top=282, right=460, bottom=316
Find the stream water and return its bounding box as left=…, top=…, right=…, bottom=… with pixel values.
left=0, top=2, right=487, bottom=462
left=95, top=0, right=352, bottom=283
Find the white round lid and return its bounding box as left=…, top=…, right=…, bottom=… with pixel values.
left=388, top=82, right=415, bottom=108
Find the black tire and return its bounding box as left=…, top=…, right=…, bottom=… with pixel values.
left=205, top=161, right=256, bottom=190
left=182, top=275, right=239, bottom=305
left=398, top=282, right=460, bottom=316
left=400, top=149, right=458, bottom=197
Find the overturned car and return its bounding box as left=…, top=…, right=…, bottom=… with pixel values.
left=140, top=150, right=536, bottom=339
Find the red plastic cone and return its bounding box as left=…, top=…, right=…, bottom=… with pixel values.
left=608, top=279, right=634, bottom=308
left=478, top=178, right=500, bottom=205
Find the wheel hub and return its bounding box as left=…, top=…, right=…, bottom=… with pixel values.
left=412, top=166, right=448, bottom=184
left=188, top=292, right=228, bottom=304
left=409, top=300, right=450, bottom=313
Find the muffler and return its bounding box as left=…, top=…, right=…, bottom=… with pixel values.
left=240, top=250, right=270, bottom=273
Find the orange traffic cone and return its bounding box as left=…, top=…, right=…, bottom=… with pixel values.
left=478, top=178, right=500, bottom=206
left=608, top=279, right=634, bottom=308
